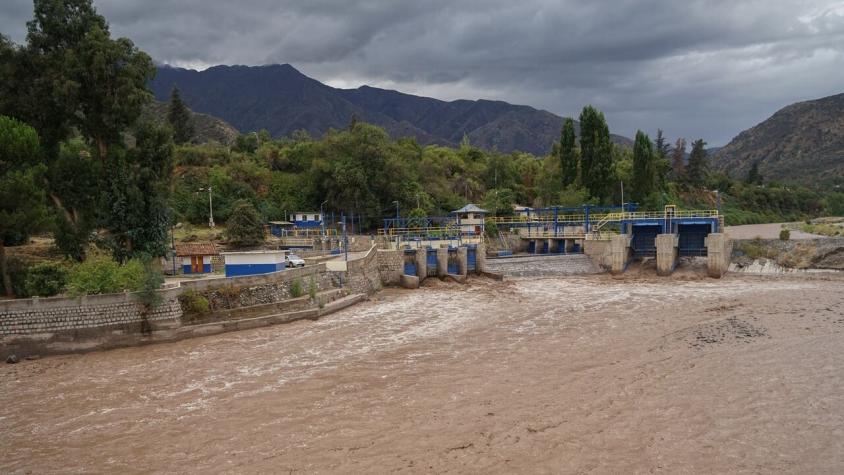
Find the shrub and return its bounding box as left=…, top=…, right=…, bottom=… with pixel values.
left=66, top=255, right=146, bottom=296
left=136, top=256, right=164, bottom=310
left=226, top=200, right=265, bottom=247
left=308, top=275, right=317, bottom=301
left=484, top=218, right=499, bottom=238
left=779, top=228, right=790, bottom=241
left=179, top=289, right=211, bottom=317
left=290, top=278, right=303, bottom=298
left=1, top=256, right=31, bottom=297
left=24, top=261, right=70, bottom=297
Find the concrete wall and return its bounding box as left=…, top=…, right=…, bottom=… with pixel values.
left=583, top=240, right=611, bottom=270
left=706, top=233, right=733, bottom=278
left=610, top=234, right=632, bottom=275
left=655, top=234, right=679, bottom=276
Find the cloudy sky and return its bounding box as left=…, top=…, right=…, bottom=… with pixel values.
left=3, top=0, right=844, bottom=145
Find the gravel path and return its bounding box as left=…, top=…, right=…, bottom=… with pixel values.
left=726, top=222, right=824, bottom=239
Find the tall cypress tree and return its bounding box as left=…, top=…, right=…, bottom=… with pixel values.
left=168, top=86, right=194, bottom=144
left=671, top=137, right=687, bottom=182
left=559, top=117, right=577, bottom=186
left=579, top=105, right=614, bottom=203
left=631, top=130, right=655, bottom=203
left=686, top=139, right=709, bottom=186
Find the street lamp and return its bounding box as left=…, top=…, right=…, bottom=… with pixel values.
left=320, top=200, right=328, bottom=237
left=392, top=200, right=400, bottom=223
left=198, top=186, right=214, bottom=228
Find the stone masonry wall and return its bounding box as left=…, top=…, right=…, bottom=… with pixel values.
left=0, top=289, right=182, bottom=337
left=344, top=246, right=385, bottom=295
left=1, top=264, right=341, bottom=359
left=190, top=266, right=336, bottom=311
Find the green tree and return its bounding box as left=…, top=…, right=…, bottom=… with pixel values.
left=168, top=86, right=194, bottom=144
left=26, top=0, right=155, bottom=161
left=226, top=201, right=265, bottom=247
left=99, top=122, right=174, bottom=262
left=745, top=161, right=763, bottom=185
left=670, top=137, right=686, bottom=182
left=559, top=117, right=578, bottom=187
left=578, top=106, right=614, bottom=203
left=687, top=139, right=709, bottom=186
left=0, top=116, right=50, bottom=297
left=631, top=130, right=656, bottom=204
left=652, top=129, right=670, bottom=189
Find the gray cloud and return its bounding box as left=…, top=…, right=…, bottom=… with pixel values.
left=2, top=0, right=843, bottom=145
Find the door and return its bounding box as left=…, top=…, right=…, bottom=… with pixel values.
left=191, top=256, right=202, bottom=273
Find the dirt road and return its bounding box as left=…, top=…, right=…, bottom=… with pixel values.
left=725, top=222, right=824, bottom=239
left=2, top=275, right=844, bottom=473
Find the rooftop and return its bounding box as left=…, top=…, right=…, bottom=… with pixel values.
left=453, top=204, right=488, bottom=214
left=175, top=243, right=219, bottom=257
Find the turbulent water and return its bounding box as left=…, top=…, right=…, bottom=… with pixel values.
left=2, top=275, right=844, bottom=473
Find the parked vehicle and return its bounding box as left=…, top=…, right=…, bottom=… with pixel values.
left=286, top=254, right=306, bottom=267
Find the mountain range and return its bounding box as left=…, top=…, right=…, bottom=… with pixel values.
left=149, top=64, right=632, bottom=156
left=713, top=93, right=844, bottom=186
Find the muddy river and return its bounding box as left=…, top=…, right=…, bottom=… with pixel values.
left=2, top=274, right=844, bottom=473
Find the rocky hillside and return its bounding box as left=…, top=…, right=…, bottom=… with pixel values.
left=713, top=93, right=844, bottom=186
left=142, top=101, right=240, bottom=145
left=149, top=64, right=631, bottom=155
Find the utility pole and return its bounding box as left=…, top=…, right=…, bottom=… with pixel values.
left=342, top=213, right=349, bottom=262
left=170, top=222, right=177, bottom=276
left=320, top=200, right=328, bottom=237
left=199, top=186, right=215, bottom=228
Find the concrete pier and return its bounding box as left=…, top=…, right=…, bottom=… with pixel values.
left=414, top=248, right=427, bottom=282
left=437, top=247, right=448, bottom=278
left=476, top=244, right=487, bottom=273
left=655, top=234, right=679, bottom=276
left=705, top=233, right=732, bottom=278
left=610, top=234, right=632, bottom=275
left=457, top=247, right=468, bottom=276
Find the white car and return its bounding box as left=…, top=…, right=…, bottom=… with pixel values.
left=286, top=254, right=306, bottom=267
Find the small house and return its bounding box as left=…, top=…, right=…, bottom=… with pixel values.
left=175, top=243, right=218, bottom=275
left=453, top=204, right=488, bottom=236
left=222, top=250, right=289, bottom=277
left=291, top=211, right=323, bottom=229
left=513, top=205, right=536, bottom=220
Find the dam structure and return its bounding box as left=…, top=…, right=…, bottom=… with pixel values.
left=380, top=204, right=731, bottom=278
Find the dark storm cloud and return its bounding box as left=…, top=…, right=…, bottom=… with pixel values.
left=3, top=0, right=843, bottom=145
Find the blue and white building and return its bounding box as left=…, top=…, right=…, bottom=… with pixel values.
left=222, top=250, right=289, bottom=277
left=291, top=211, right=323, bottom=229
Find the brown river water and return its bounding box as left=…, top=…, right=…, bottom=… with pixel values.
left=2, top=274, right=844, bottom=473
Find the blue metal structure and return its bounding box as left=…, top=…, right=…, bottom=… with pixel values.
left=403, top=249, right=417, bottom=276
left=426, top=248, right=438, bottom=276
left=467, top=245, right=477, bottom=271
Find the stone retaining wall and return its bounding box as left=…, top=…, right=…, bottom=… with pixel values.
left=342, top=246, right=402, bottom=295
left=0, top=289, right=183, bottom=337
left=0, top=264, right=344, bottom=359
